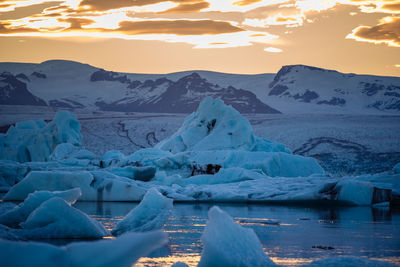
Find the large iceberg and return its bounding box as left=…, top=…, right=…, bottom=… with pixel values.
left=0, top=110, right=82, bottom=162
left=156, top=97, right=288, bottom=153
left=0, top=188, right=81, bottom=227
left=198, top=206, right=275, bottom=267
left=0, top=231, right=167, bottom=267
left=111, top=188, right=173, bottom=235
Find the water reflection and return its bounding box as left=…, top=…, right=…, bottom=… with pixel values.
left=72, top=203, right=400, bottom=266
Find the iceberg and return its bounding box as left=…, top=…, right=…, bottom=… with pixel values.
left=20, top=197, right=108, bottom=239
left=0, top=160, right=27, bottom=191
left=0, top=110, right=82, bottom=162
left=0, top=231, right=167, bottom=267
left=111, top=188, right=173, bottom=235
left=0, top=188, right=81, bottom=227
left=49, top=143, right=96, bottom=166
left=198, top=206, right=275, bottom=267
left=156, top=97, right=288, bottom=153
left=3, top=170, right=146, bottom=201
left=393, top=163, right=400, bottom=174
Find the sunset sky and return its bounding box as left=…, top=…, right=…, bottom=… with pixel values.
left=0, top=0, right=399, bottom=76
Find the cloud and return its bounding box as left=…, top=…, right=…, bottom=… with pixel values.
left=0, top=21, right=38, bottom=33
left=233, top=0, right=263, bottom=6
left=264, top=46, right=282, bottom=52
left=243, top=13, right=304, bottom=27
left=58, top=18, right=96, bottom=29
left=116, top=19, right=244, bottom=35
left=347, top=16, right=400, bottom=47
left=160, top=1, right=210, bottom=14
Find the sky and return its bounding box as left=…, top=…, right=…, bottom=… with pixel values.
left=0, top=0, right=399, bottom=76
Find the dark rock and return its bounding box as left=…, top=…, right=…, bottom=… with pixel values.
left=31, top=72, right=46, bottom=79
left=0, top=72, right=46, bottom=106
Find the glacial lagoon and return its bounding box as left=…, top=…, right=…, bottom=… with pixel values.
left=68, top=202, right=400, bottom=266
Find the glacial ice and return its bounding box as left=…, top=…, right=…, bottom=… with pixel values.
left=1, top=97, right=398, bottom=205
left=0, top=231, right=167, bottom=267
left=336, top=180, right=374, bottom=205
left=50, top=143, right=96, bottom=166
left=20, top=197, right=108, bottom=239
left=3, top=170, right=146, bottom=201
left=394, top=163, right=400, bottom=174
left=198, top=206, right=275, bottom=267
left=0, top=188, right=81, bottom=227
left=111, top=188, right=173, bottom=235
left=156, top=97, right=288, bottom=153
left=0, top=110, right=82, bottom=162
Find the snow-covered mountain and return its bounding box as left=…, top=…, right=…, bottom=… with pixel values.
left=0, top=60, right=278, bottom=114
left=262, top=65, right=400, bottom=114
left=0, top=72, right=46, bottom=106
left=0, top=60, right=399, bottom=114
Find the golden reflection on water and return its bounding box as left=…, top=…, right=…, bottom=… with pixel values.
left=135, top=254, right=201, bottom=267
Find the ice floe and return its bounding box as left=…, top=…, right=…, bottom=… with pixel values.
left=0, top=231, right=167, bottom=267
left=198, top=206, right=275, bottom=267
left=111, top=188, right=173, bottom=235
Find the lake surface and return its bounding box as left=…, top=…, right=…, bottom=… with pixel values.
left=72, top=202, right=400, bottom=266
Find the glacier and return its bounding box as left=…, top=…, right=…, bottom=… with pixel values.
left=0, top=97, right=398, bottom=206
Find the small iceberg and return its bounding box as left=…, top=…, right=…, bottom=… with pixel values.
left=112, top=188, right=173, bottom=235
left=198, top=206, right=276, bottom=267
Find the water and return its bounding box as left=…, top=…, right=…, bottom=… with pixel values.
left=72, top=202, right=400, bottom=266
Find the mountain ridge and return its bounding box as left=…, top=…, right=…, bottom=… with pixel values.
left=1, top=60, right=399, bottom=114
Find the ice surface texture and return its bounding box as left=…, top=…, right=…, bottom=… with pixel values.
left=112, top=188, right=173, bottom=235
left=0, top=110, right=82, bottom=162
left=19, top=196, right=108, bottom=239
left=0, top=188, right=81, bottom=227
left=198, top=206, right=275, bottom=267
left=3, top=170, right=146, bottom=201
left=156, top=97, right=289, bottom=153
left=0, top=231, right=167, bottom=267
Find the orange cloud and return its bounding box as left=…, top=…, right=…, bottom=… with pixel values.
left=347, top=16, right=400, bottom=47
left=160, top=1, right=209, bottom=14
left=116, top=19, right=244, bottom=35
left=58, top=18, right=96, bottom=29
left=233, top=0, right=263, bottom=6
left=0, top=21, right=38, bottom=33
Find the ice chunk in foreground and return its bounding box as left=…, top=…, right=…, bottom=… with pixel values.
left=198, top=206, right=275, bottom=267
left=20, top=197, right=108, bottom=239
left=303, top=256, right=397, bottom=267
left=0, top=238, right=70, bottom=267
left=0, top=231, right=167, bottom=267
left=67, top=231, right=168, bottom=267
left=0, top=188, right=81, bottom=227
left=156, top=97, right=289, bottom=153
left=3, top=170, right=146, bottom=201
left=0, top=110, right=82, bottom=162
left=112, top=188, right=173, bottom=235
